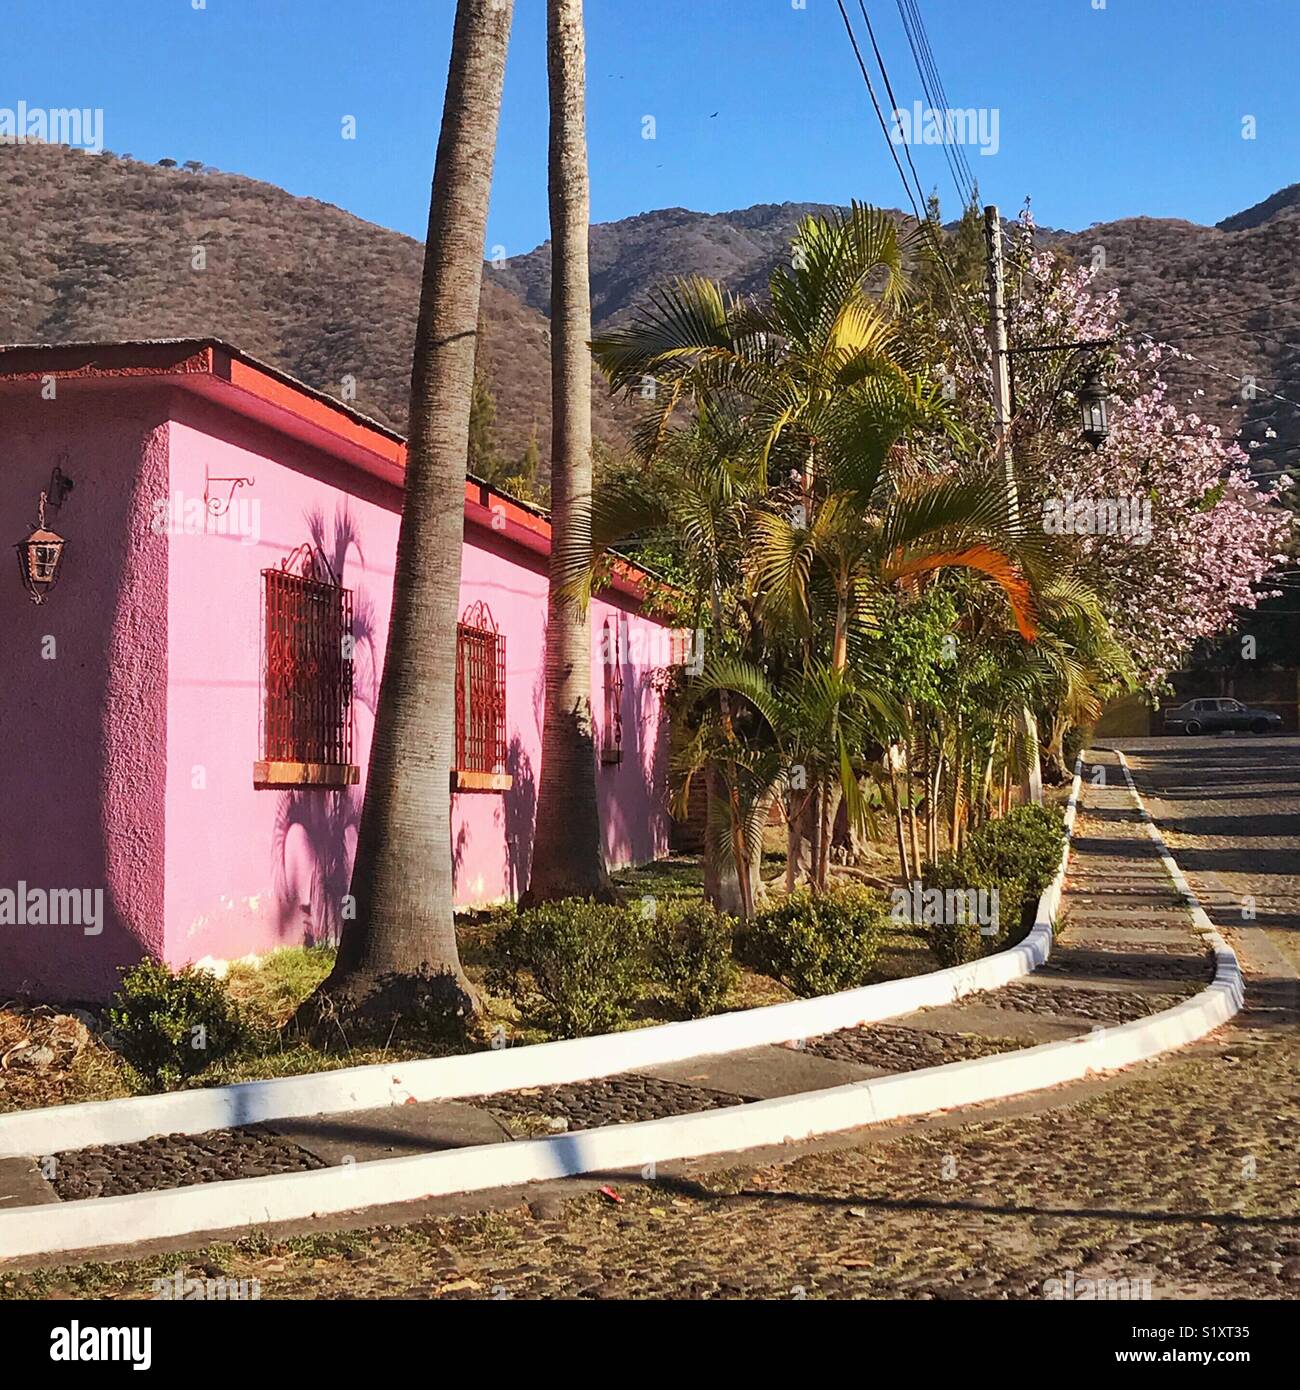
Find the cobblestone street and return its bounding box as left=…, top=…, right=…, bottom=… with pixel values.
left=1121, top=737, right=1300, bottom=985
left=7, top=739, right=1297, bottom=1301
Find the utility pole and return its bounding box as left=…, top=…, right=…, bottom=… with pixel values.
left=984, top=204, right=1043, bottom=807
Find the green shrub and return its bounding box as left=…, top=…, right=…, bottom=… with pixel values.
left=922, top=805, right=1066, bottom=965
left=969, top=804, right=1065, bottom=936
left=971, top=805, right=1065, bottom=896
left=918, top=854, right=1003, bottom=966
left=107, top=960, right=251, bottom=1091
left=744, top=884, right=887, bottom=998
left=648, top=901, right=736, bottom=1017
left=487, top=899, right=649, bottom=1037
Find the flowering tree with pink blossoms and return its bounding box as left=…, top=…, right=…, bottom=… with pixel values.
left=932, top=212, right=1292, bottom=687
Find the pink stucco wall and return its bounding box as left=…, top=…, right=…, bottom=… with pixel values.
left=0, top=378, right=672, bottom=1001
left=0, top=389, right=169, bottom=1001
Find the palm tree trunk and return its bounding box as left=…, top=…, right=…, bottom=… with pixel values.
left=785, top=790, right=804, bottom=892
left=728, top=782, right=755, bottom=922
left=817, top=580, right=849, bottom=889
left=704, top=763, right=753, bottom=917
left=919, top=724, right=930, bottom=865
left=818, top=780, right=842, bottom=887
left=1045, top=711, right=1071, bottom=782
left=523, top=0, right=615, bottom=905
left=888, top=765, right=911, bottom=883
left=906, top=730, right=922, bottom=874
left=319, top=0, right=515, bottom=1018
left=928, top=751, right=943, bottom=864
left=949, top=720, right=963, bottom=854
left=979, top=745, right=995, bottom=828
left=807, top=782, right=823, bottom=889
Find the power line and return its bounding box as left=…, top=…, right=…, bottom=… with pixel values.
left=842, top=20, right=1300, bottom=438
left=897, top=0, right=978, bottom=205
left=855, top=0, right=933, bottom=223
left=1157, top=368, right=1298, bottom=383
left=833, top=0, right=986, bottom=388
left=1121, top=292, right=1300, bottom=338
left=997, top=230, right=1300, bottom=407
left=1140, top=338, right=1300, bottom=414
left=1022, top=243, right=1300, bottom=349
left=834, top=0, right=926, bottom=226
left=1157, top=322, right=1300, bottom=345
left=893, top=0, right=974, bottom=212
left=855, top=0, right=989, bottom=378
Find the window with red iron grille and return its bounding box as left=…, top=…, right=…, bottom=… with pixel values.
left=455, top=601, right=507, bottom=781
left=257, top=544, right=357, bottom=788
left=601, top=612, right=625, bottom=765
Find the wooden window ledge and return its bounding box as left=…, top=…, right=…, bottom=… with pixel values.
left=451, top=769, right=513, bottom=793
left=254, top=761, right=360, bottom=789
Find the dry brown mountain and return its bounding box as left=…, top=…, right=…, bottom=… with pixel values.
left=499, top=194, right=1300, bottom=465
left=1055, top=210, right=1300, bottom=461
left=0, top=142, right=627, bottom=469
left=489, top=201, right=847, bottom=328
left=4, top=143, right=1299, bottom=473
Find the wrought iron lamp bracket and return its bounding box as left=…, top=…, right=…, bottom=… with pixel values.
left=204, top=465, right=255, bottom=519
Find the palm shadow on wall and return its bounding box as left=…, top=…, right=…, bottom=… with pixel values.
left=597, top=637, right=672, bottom=866
left=503, top=735, right=536, bottom=898
left=457, top=674, right=538, bottom=902
left=501, top=655, right=547, bottom=898
left=271, top=501, right=379, bottom=944
left=452, top=820, right=469, bottom=893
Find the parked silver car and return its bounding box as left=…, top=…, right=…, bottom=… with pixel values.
left=1162, top=697, right=1283, bottom=735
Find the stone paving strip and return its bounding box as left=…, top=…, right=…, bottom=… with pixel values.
left=51, top=1127, right=324, bottom=1201
left=474, top=1074, right=746, bottom=1135
left=28, top=749, right=1217, bottom=1211
left=799, top=1023, right=1031, bottom=1071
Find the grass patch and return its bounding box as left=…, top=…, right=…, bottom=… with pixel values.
left=224, top=946, right=335, bottom=1030
left=610, top=852, right=707, bottom=903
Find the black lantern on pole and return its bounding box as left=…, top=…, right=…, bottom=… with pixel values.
left=1079, top=361, right=1110, bottom=448
left=15, top=491, right=67, bottom=604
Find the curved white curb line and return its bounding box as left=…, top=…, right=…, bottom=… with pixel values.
left=24, top=788, right=1270, bottom=1267
left=0, top=765, right=1243, bottom=1267
left=0, top=753, right=1241, bottom=1265
left=0, top=764, right=1085, bottom=1169
left=1114, top=750, right=1243, bottom=972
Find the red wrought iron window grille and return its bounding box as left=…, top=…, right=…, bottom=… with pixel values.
left=455, top=604, right=507, bottom=777
left=257, top=544, right=356, bottom=788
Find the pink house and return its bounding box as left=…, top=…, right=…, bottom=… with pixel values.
left=0, top=340, right=677, bottom=1003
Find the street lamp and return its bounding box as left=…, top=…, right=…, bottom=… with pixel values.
left=1079, top=361, right=1110, bottom=448
left=1006, top=338, right=1115, bottom=448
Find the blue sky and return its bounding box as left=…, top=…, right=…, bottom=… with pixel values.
left=1, top=0, right=1296, bottom=253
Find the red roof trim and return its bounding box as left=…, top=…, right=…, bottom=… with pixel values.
left=0, top=339, right=659, bottom=600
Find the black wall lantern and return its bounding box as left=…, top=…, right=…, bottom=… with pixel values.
left=1079, top=362, right=1111, bottom=448
left=16, top=477, right=69, bottom=605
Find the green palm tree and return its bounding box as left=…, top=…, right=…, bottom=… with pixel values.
left=523, top=0, right=616, bottom=905
left=592, top=203, right=934, bottom=488
left=586, top=205, right=1045, bottom=897
left=580, top=415, right=766, bottom=913
left=312, top=0, right=515, bottom=1025
left=746, top=468, right=1039, bottom=885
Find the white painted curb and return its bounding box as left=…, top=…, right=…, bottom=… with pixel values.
left=0, top=747, right=1240, bottom=1263
left=0, top=754, right=1235, bottom=1264
left=0, top=763, right=1085, bottom=1163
